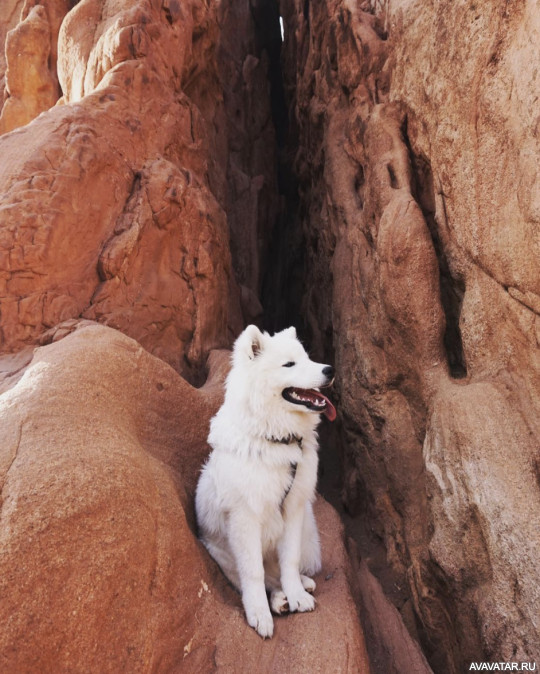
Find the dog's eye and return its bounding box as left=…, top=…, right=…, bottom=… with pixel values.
left=282, top=361, right=295, bottom=368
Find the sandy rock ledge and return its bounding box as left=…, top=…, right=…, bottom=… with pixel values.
left=0, top=324, right=371, bottom=673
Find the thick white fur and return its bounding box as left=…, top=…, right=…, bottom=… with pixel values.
left=195, top=325, right=332, bottom=638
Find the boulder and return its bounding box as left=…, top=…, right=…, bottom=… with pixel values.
left=0, top=323, right=371, bottom=673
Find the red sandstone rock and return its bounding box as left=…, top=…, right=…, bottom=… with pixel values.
left=0, top=5, right=56, bottom=134
left=0, top=0, right=246, bottom=382
left=0, top=0, right=26, bottom=111
left=0, top=324, right=371, bottom=673
left=280, top=0, right=540, bottom=671
left=352, top=555, right=432, bottom=674
left=1, top=0, right=537, bottom=670
left=0, top=0, right=280, bottom=380
left=0, top=0, right=70, bottom=134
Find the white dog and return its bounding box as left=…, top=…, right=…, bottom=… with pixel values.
left=195, top=325, right=336, bottom=638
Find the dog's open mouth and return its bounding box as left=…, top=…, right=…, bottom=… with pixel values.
left=282, top=387, right=337, bottom=421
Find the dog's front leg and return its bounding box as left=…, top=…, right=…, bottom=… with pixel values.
left=278, top=505, right=316, bottom=613
left=228, top=510, right=274, bottom=638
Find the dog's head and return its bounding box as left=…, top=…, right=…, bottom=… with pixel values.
left=230, top=325, right=336, bottom=421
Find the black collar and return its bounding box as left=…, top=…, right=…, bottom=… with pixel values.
left=266, top=433, right=303, bottom=449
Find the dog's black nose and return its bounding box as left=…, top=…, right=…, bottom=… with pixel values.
left=323, top=365, right=335, bottom=379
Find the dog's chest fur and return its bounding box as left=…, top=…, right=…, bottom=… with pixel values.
left=243, top=440, right=319, bottom=552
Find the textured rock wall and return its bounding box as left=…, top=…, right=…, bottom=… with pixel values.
left=0, top=0, right=28, bottom=112
left=280, top=0, right=539, bottom=671
left=0, top=0, right=70, bottom=133
left=0, top=0, right=282, bottom=382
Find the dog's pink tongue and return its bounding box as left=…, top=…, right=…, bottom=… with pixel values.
left=320, top=393, right=337, bottom=422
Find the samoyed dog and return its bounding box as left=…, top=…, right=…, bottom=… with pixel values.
left=195, top=324, right=336, bottom=638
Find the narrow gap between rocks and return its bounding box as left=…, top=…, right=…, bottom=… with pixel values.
left=256, top=4, right=306, bottom=337
left=247, top=3, right=425, bottom=671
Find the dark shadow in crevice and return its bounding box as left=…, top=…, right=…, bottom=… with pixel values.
left=253, top=0, right=308, bottom=339
left=401, top=117, right=467, bottom=379
left=250, top=0, right=288, bottom=149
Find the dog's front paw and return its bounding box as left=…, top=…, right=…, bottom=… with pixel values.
left=245, top=604, right=274, bottom=638
left=286, top=588, right=316, bottom=613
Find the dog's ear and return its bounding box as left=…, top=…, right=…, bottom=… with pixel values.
left=235, top=324, right=265, bottom=360
left=281, top=326, right=297, bottom=339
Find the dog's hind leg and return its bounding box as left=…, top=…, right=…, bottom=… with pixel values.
left=202, top=538, right=241, bottom=590
left=269, top=589, right=289, bottom=615
left=300, top=574, right=316, bottom=593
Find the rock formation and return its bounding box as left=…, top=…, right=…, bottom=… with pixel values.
left=280, top=0, right=539, bottom=671
left=0, top=324, right=371, bottom=672
left=0, top=0, right=70, bottom=134
left=0, top=1, right=376, bottom=671
left=0, top=0, right=284, bottom=382
left=0, top=0, right=538, bottom=671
